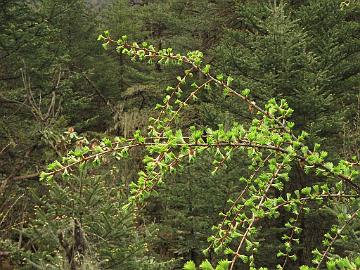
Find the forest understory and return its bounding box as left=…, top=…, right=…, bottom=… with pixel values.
left=0, top=0, right=359, bottom=269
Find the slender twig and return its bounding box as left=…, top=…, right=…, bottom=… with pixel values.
left=230, top=163, right=285, bottom=269
left=0, top=142, right=12, bottom=155
left=211, top=154, right=273, bottom=248
left=315, top=208, right=360, bottom=270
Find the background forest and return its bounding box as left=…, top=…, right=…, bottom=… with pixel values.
left=0, top=0, right=359, bottom=269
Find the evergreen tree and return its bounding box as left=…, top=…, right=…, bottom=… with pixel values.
left=213, top=1, right=360, bottom=266
left=1, top=1, right=359, bottom=269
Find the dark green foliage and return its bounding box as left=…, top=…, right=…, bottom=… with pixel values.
left=21, top=169, right=163, bottom=269
left=146, top=155, right=244, bottom=267
left=0, top=0, right=359, bottom=269
left=215, top=0, right=359, bottom=152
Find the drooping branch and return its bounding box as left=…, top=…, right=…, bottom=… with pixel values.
left=35, top=32, right=360, bottom=269
left=99, top=34, right=360, bottom=194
